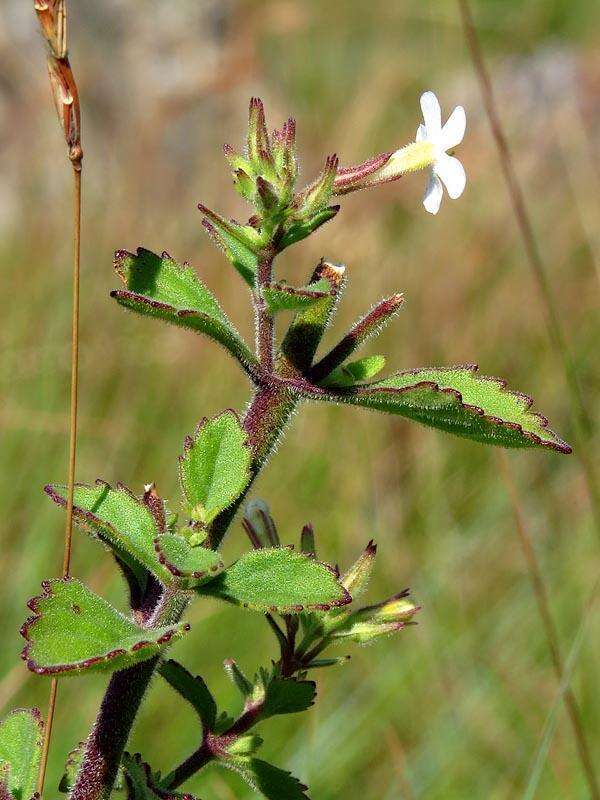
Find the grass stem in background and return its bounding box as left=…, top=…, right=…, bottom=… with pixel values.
left=33, top=0, right=83, bottom=792
left=458, top=0, right=600, bottom=534
left=498, top=452, right=599, bottom=799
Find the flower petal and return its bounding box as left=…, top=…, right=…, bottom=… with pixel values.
left=423, top=172, right=443, bottom=214
left=440, top=106, right=466, bottom=151
left=420, top=91, right=442, bottom=139
left=434, top=154, right=466, bottom=199
left=415, top=123, right=427, bottom=142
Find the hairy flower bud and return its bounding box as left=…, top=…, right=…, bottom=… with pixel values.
left=243, top=499, right=280, bottom=549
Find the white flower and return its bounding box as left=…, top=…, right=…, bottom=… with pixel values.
left=417, top=91, right=466, bottom=214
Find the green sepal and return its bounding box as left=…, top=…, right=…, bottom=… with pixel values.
left=111, top=248, right=255, bottom=371
left=278, top=260, right=346, bottom=375
left=154, top=534, right=224, bottom=589
left=262, top=279, right=333, bottom=315
left=21, top=578, right=190, bottom=677
left=294, top=154, right=339, bottom=217
left=197, top=548, right=351, bottom=613
left=45, top=480, right=172, bottom=585
left=178, top=411, right=252, bottom=525
left=279, top=205, right=339, bottom=250
left=320, top=355, right=386, bottom=387
left=220, top=757, right=309, bottom=800
left=158, top=660, right=217, bottom=733
left=122, top=753, right=196, bottom=800
left=309, top=365, right=572, bottom=453
left=309, top=293, right=403, bottom=383
left=199, top=203, right=261, bottom=286
left=0, top=708, right=43, bottom=800
left=224, top=659, right=253, bottom=698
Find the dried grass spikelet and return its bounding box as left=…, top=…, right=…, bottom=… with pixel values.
left=34, top=0, right=82, bottom=168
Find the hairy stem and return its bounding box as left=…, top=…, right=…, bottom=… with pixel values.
left=70, top=241, right=302, bottom=798
left=70, top=590, right=188, bottom=800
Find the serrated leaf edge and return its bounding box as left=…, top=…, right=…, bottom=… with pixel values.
left=20, top=577, right=190, bottom=676
left=153, top=536, right=225, bottom=583
left=122, top=752, right=196, bottom=800
left=301, top=364, right=571, bottom=453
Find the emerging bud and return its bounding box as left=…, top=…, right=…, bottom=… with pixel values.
left=243, top=499, right=280, bottom=549
left=300, top=523, right=316, bottom=557
left=340, top=540, right=377, bottom=599
left=223, top=658, right=253, bottom=698
left=357, top=589, right=419, bottom=624
left=225, top=734, right=264, bottom=756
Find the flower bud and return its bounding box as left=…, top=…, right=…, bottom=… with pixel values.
left=340, top=540, right=377, bottom=599
left=242, top=499, right=280, bottom=549
left=300, top=523, right=316, bottom=556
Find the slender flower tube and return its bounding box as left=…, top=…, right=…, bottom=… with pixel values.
left=333, top=90, right=466, bottom=214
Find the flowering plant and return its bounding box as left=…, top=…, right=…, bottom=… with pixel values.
left=0, top=95, right=569, bottom=800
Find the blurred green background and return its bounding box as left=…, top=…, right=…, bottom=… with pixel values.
left=1, top=0, right=598, bottom=797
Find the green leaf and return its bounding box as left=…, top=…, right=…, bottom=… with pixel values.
left=310, top=365, right=572, bottom=453
left=122, top=753, right=196, bottom=800
left=199, top=204, right=261, bottom=286
left=0, top=708, right=43, bottom=800
left=279, top=205, right=339, bottom=249
left=178, top=411, right=252, bottom=525
left=261, top=678, right=316, bottom=720
left=262, top=279, right=333, bottom=315
left=21, top=578, right=190, bottom=677
left=197, top=548, right=351, bottom=613
left=221, top=757, right=309, bottom=800
left=320, top=355, right=386, bottom=388
left=45, top=481, right=172, bottom=584
left=278, top=260, right=346, bottom=375
left=158, top=660, right=217, bottom=732
left=111, top=248, right=255, bottom=371
left=154, top=534, right=224, bottom=589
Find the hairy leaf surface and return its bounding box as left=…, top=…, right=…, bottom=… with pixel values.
left=312, top=365, right=571, bottom=452
left=45, top=481, right=172, bottom=584
left=178, top=411, right=252, bottom=524
left=154, top=534, right=224, bottom=588
left=197, top=548, right=351, bottom=613
left=21, top=578, right=189, bottom=676
left=112, top=248, right=254, bottom=370
left=221, top=757, right=309, bottom=800
left=0, top=708, right=43, bottom=800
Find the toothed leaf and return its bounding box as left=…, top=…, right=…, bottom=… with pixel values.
left=261, top=678, right=316, bottom=719
left=262, top=280, right=332, bottom=314
left=0, top=708, right=43, bottom=800
left=220, top=757, right=309, bottom=800
left=45, top=481, right=173, bottom=584
left=154, top=534, right=224, bottom=589
left=159, top=660, right=217, bottom=732
left=21, top=578, right=189, bottom=676
left=122, top=753, right=195, bottom=800
left=199, top=204, right=260, bottom=286
left=197, top=548, right=351, bottom=613
left=312, top=365, right=571, bottom=452
left=111, top=248, right=254, bottom=370
left=179, top=411, right=252, bottom=525
left=321, top=355, right=386, bottom=387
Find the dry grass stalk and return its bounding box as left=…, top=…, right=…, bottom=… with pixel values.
left=498, top=452, right=599, bottom=799
left=457, top=0, right=600, bottom=535
left=33, top=0, right=83, bottom=792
